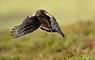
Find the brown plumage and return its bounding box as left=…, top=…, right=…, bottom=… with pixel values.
left=11, top=9, right=65, bottom=38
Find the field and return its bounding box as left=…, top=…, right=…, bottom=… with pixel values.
left=0, top=0, right=95, bottom=60
left=0, top=21, right=95, bottom=60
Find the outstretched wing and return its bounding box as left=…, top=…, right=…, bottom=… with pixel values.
left=11, top=16, right=41, bottom=38
left=50, top=16, right=65, bottom=37
left=45, top=12, right=65, bottom=37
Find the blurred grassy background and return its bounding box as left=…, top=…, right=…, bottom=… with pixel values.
left=0, top=0, right=95, bottom=60
left=0, top=0, right=95, bottom=30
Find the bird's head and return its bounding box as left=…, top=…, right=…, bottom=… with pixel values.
left=35, top=9, right=47, bottom=17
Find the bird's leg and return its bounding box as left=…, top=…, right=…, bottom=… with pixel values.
left=40, top=24, right=51, bottom=32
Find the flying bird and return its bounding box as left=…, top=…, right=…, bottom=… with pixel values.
left=11, top=9, right=65, bottom=38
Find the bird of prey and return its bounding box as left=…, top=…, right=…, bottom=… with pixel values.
left=11, top=9, right=65, bottom=38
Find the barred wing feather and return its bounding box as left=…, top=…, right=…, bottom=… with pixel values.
left=11, top=16, right=41, bottom=38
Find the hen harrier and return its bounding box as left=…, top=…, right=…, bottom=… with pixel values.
left=11, top=9, right=65, bottom=38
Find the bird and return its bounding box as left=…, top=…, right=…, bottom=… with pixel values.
left=11, top=9, right=65, bottom=38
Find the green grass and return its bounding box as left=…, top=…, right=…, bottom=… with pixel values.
left=0, top=21, right=95, bottom=60
left=0, top=0, right=95, bottom=60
